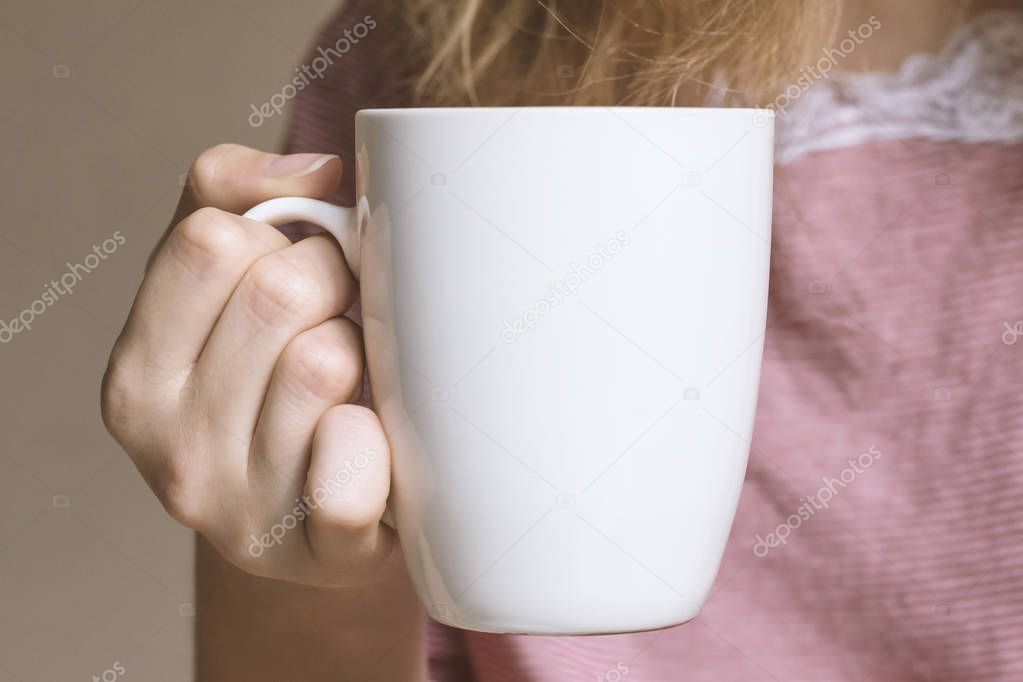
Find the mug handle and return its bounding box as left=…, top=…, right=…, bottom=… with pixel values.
left=244, top=196, right=397, bottom=529
left=244, top=197, right=361, bottom=279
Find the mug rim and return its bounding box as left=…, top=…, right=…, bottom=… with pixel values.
left=356, top=106, right=775, bottom=118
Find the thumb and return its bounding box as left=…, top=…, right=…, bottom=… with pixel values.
left=178, top=143, right=343, bottom=217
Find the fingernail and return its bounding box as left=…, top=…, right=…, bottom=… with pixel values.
left=265, top=153, right=337, bottom=178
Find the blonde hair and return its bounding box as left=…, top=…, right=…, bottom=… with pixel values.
left=394, top=0, right=838, bottom=107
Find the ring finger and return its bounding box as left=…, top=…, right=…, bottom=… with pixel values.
left=248, top=317, right=365, bottom=509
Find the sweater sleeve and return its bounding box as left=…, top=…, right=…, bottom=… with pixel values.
left=283, top=4, right=478, bottom=682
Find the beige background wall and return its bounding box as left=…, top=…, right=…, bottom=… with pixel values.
left=0, top=1, right=339, bottom=678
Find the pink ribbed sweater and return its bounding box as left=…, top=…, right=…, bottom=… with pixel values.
left=286, top=5, right=1023, bottom=680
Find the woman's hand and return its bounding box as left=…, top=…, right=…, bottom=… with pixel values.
left=101, top=143, right=399, bottom=588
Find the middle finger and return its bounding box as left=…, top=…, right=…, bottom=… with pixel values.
left=190, top=234, right=357, bottom=437
left=248, top=316, right=364, bottom=507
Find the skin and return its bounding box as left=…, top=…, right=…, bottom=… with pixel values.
left=101, top=145, right=425, bottom=681
left=101, top=1, right=1003, bottom=679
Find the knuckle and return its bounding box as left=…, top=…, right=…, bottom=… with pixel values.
left=188, top=143, right=242, bottom=198
left=283, top=327, right=362, bottom=400
left=100, top=361, right=132, bottom=437
left=173, top=207, right=248, bottom=270
left=319, top=403, right=381, bottom=440
left=221, top=527, right=270, bottom=573
left=100, top=357, right=139, bottom=443
left=240, top=257, right=328, bottom=326
left=151, top=455, right=206, bottom=529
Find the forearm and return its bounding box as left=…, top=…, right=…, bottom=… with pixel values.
left=195, top=536, right=427, bottom=682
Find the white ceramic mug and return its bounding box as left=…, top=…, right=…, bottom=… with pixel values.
left=245, top=107, right=774, bottom=635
